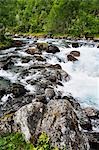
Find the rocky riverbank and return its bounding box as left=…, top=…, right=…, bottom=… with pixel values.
left=0, top=36, right=99, bottom=149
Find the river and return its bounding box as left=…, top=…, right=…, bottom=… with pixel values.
left=0, top=37, right=99, bottom=110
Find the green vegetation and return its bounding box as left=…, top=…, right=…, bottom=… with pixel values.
left=0, top=132, right=61, bottom=150
left=0, top=0, right=99, bottom=37
left=0, top=37, right=13, bottom=50
left=0, top=25, right=13, bottom=49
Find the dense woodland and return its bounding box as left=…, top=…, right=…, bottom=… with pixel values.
left=0, top=0, right=99, bottom=36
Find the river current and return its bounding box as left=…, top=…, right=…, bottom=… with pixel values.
left=0, top=38, right=99, bottom=109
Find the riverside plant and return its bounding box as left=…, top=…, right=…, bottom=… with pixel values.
left=0, top=132, right=66, bottom=150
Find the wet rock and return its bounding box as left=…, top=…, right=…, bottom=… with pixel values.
left=29, top=64, right=45, bottom=69
left=93, top=38, right=99, bottom=43
left=26, top=47, right=38, bottom=55
left=57, top=81, right=63, bottom=86
left=10, top=83, right=28, bottom=98
left=60, top=70, right=70, bottom=81
left=35, top=95, right=47, bottom=104
left=2, top=59, right=14, bottom=70
left=48, top=75, right=56, bottom=82
left=70, top=51, right=80, bottom=57
left=34, top=55, right=46, bottom=61
left=97, top=45, right=99, bottom=48
left=86, top=132, right=99, bottom=150
left=0, top=94, right=35, bottom=117
left=91, top=118, right=99, bottom=132
left=83, top=107, right=99, bottom=119
left=85, top=34, right=93, bottom=40
left=36, top=42, right=48, bottom=51
left=80, top=120, right=92, bottom=131
left=72, top=42, right=79, bottom=48
left=67, top=54, right=78, bottom=62
left=13, top=40, right=23, bottom=47
left=35, top=85, right=45, bottom=95
left=0, top=77, right=11, bottom=91
left=46, top=45, right=60, bottom=54
left=21, top=57, right=31, bottom=63
left=48, top=64, right=62, bottom=69
left=45, top=88, right=55, bottom=102
left=0, top=89, right=6, bottom=99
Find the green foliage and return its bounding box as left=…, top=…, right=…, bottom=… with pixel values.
left=0, top=132, right=63, bottom=150
left=0, top=132, right=34, bottom=150
left=0, top=0, right=99, bottom=36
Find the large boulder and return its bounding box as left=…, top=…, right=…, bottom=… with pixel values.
left=14, top=102, right=45, bottom=140
left=13, top=99, right=89, bottom=150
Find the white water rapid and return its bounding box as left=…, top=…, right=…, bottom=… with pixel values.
left=0, top=38, right=99, bottom=109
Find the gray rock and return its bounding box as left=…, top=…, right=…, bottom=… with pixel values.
left=46, top=45, right=60, bottom=54
left=14, top=101, right=45, bottom=140
left=45, top=88, right=55, bottom=102
left=0, top=99, right=90, bottom=150
left=39, top=99, right=89, bottom=150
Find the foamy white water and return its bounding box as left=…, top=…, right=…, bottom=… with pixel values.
left=0, top=38, right=99, bottom=109
left=44, top=44, right=99, bottom=109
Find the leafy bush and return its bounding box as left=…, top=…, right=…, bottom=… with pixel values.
left=0, top=132, right=61, bottom=150
left=0, top=132, right=34, bottom=150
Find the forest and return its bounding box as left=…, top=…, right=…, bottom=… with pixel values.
left=0, top=0, right=99, bottom=37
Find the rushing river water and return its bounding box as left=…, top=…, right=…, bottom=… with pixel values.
left=0, top=37, right=99, bottom=110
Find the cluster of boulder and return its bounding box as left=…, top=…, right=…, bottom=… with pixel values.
left=26, top=42, right=60, bottom=55
left=0, top=38, right=99, bottom=150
